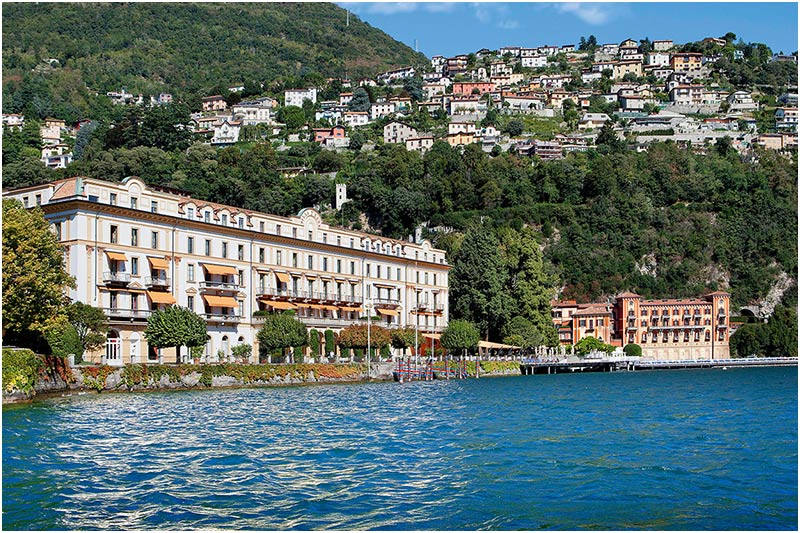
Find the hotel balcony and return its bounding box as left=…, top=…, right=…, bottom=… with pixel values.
left=256, top=286, right=362, bottom=304
left=199, top=280, right=240, bottom=291
left=144, top=276, right=171, bottom=289
left=102, top=271, right=130, bottom=284
left=202, top=313, right=241, bottom=323
left=373, top=296, right=402, bottom=307
left=103, top=307, right=151, bottom=320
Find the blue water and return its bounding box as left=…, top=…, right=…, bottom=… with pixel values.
left=3, top=367, right=797, bottom=530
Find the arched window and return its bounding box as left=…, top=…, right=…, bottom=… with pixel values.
left=106, top=330, right=121, bottom=365
left=129, top=332, right=140, bottom=364
left=221, top=335, right=230, bottom=359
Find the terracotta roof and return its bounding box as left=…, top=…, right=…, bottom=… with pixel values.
left=50, top=177, right=81, bottom=200
left=572, top=305, right=611, bottom=316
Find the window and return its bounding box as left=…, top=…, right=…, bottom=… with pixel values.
left=130, top=197, right=138, bottom=209
left=151, top=200, right=158, bottom=213
left=187, top=264, right=195, bottom=282
left=238, top=300, right=245, bottom=317
left=110, top=225, right=118, bottom=244
left=433, top=273, right=437, bottom=285
left=276, top=224, right=282, bottom=235
left=337, top=236, right=341, bottom=246
left=110, top=193, right=117, bottom=206
left=238, top=269, right=245, bottom=287
left=131, top=228, right=138, bottom=247
left=308, top=230, right=313, bottom=241
left=238, top=217, right=244, bottom=229
left=259, top=248, right=264, bottom=263
left=221, top=214, right=228, bottom=226
left=238, top=245, right=244, bottom=261
left=35, top=194, right=42, bottom=205
left=425, top=272, right=429, bottom=284
left=292, top=227, right=297, bottom=238
left=54, top=222, right=62, bottom=240
left=222, top=242, right=228, bottom=258
left=187, top=295, right=194, bottom=311
left=151, top=231, right=159, bottom=249
left=204, top=211, right=211, bottom=223
left=323, top=258, right=328, bottom=271
left=350, top=261, right=355, bottom=275
left=366, top=264, right=371, bottom=277
left=187, top=207, right=194, bottom=220
left=376, top=265, right=381, bottom=278
left=23, top=197, right=28, bottom=207
left=205, top=239, right=211, bottom=256
left=397, top=268, right=401, bottom=281
left=336, top=259, right=341, bottom=274
left=131, top=257, right=139, bottom=276
left=307, top=255, right=313, bottom=270
left=187, top=237, right=194, bottom=254
left=322, top=233, right=327, bottom=244
left=259, top=221, right=265, bottom=232
left=292, top=253, right=298, bottom=268
left=350, top=238, right=354, bottom=248
left=276, top=251, right=282, bottom=266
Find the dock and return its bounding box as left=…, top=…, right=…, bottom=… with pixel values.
left=520, top=356, right=797, bottom=375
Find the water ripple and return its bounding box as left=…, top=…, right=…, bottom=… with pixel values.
left=3, top=368, right=797, bottom=530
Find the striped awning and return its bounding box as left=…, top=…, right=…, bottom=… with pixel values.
left=147, top=291, right=176, bottom=305
left=105, top=251, right=127, bottom=261
left=148, top=256, right=170, bottom=270
left=203, top=263, right=237, bottom=276
left=203, top=294, right=238, bottom=308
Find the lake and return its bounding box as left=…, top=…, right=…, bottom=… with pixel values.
left=3, top=366, right=797, bottom=530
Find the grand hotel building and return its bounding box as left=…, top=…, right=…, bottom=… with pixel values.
left=5, top=176, right=450, bottom=365
left=552, top=291, right=731, bottom=360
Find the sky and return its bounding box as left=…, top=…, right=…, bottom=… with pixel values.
left=337, top=2, right=799, bottom=58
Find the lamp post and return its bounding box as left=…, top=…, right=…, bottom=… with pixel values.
left=366, top=298, right=372, bottom=379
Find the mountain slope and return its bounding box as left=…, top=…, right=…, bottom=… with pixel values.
left=2, top=3, right=426, bottom=103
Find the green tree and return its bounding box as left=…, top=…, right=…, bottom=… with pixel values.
left=256, top=312, right=308, bottom=363
left=504, top=118, right=524, bottom=137
left=337, top=324, right=390, bottom=360
left=2, top=199, right=76, bottom=341
left=143, top=306, right=207, bottom=363
left=277, top=105, right=306, bottom=130
left=450, top=223, right=511, bottom=340
left=348, top=88, right=371, bottom=112
left=573, top=336, right=615, bottom=356
left=441, top=319, right=480, bottom=357
left=231, top=343, right=253, bottom=363
left=309, top=329, right=321, bottom=357
left=391, top=327, right=416, bottom=357
left=65, top=301, right=109, bottom=360
left=623, top=343, right=642, bottom=357
left=324, top=329, right=336, bottom=356
left=502, top=316, right=544, bottom=349
left=43, top=316, right=83, bottom=360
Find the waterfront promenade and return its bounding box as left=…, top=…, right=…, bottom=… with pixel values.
left=520, top=355, right=798, bottom=374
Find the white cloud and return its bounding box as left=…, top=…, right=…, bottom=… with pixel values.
left=556, top=2, right=613, bottom=25
left=365, top=2, right=419, bottom=15
left=471, top=3, right=519, bottom=30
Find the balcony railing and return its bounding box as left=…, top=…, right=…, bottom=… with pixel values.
left=373, top=296, right=402, bottom=306
left=103, top=307, right=151, bottom=319
left=145, top=276, right=170, bottom=288
left=200, top=280, right=239, bottom=290
left=102, top=271, right=130, bottom=284
left=256, top=286, right=362, bottom=303
left=202, top=313, right=241, bottom=322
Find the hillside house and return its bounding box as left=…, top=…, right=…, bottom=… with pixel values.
left=343, top=111, right=369, bottom=128
left=284, top=88, right=318, bottom=107
left=652, top=40, right=673, bottom=51
left=578, top=113, right=611, bottom=130
left=775, top=108, right=798, bottom=130
left=405, top=135, right=434, bottom=153
left=383, top=121, right=418, bottom=144
left=202, top=95, right=227, bottom=112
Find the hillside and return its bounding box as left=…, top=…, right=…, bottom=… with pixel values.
left=2, top=2, right=427, bottom=115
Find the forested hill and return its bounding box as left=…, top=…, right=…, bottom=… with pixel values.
left=2, top=3, right=426, bottom=108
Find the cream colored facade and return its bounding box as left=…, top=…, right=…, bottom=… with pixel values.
left=5, top=177, right=450, bottom=366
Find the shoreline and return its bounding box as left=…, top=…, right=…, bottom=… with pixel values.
left=3, top=358, right=795, bottom=405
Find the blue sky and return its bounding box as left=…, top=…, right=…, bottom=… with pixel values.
left=337, top=2, right=798, bottom=58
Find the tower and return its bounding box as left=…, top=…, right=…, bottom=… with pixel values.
left=335, top=183, right=350, bottom=210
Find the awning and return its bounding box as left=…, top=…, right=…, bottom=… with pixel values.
left=321, top=305, right=337, bottom=312
left=105, top=251, right=127, bottom=261
left=148, top=256, right=170, bottom=270
left=348, top=279, right=360, bottom=284
left=413, top=311, right=437, bottom=316
left=334, top=277, right=346, bottom=282
left=128, top=288, right=147, bottom=293
left=203, top=294, right=238, bottom=308
left=374, top=283, right=395, bottom=289
left=305, top=274, right=317, bottom=280
left=274, top=272, right=291, bottom=283
left=266, top=301, right=297, bottom=310
left=423, top=333, right=441, bottom=340
left=291, top=272, right=302, bottom=279
left=309, top=304, right=326, bottom=310
left=340, top=306, right=363, bottom=312
left=147, top=291, right=176, bottom=305
left=294, top=303, right=311, bottom=309
left=478, top=340, right=520, bottom=350
left=376, top=308, right=398, bottom=316
left=203, top=263, right=237, bottom=276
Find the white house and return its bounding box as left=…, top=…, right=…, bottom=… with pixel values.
left=41, top=144, right=73, bottom=169
left=231, top=98, right=275, bottom=125
left=343, top=111, right=369, bottom=128
left=521, top=56, right=548, bottom=69
left=211, top=118, right=242, bottom=145
left=284, top=88, right=318, bottom=108
left=646, top=52, right=671, bottom=66
left=384, top=121, right=419, bottom=144
left=578, top=113, right=611, bottom=130
left=370, top=101, right=396, bottom=121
